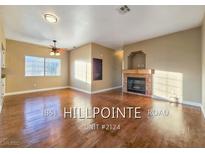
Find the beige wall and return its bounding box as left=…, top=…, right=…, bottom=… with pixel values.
left=69, top=42, right=123, bottom=93
left=6, top=40, right=122, bottom=94
left=69, top=43, right=92, bottom=92
left=113, top=50, right=123, bottom=87
left=6, top=39, right=69, bottom=93
left=124, top=27, right=202, bottom=103
left=91, top=43, right=122, bottom=92
left=202, top=16, right=205, bottom=112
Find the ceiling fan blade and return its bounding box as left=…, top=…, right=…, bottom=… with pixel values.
left=48, top=40, right=68, bottom=55
left=57, top=48, right=67, bottom=52
left=49, top=45, right=54, bottom=48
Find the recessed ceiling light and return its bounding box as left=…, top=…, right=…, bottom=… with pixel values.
left=44, top=13, right=58, bottom=23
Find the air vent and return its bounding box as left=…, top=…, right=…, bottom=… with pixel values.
left=118, top=5, right=130, bottom=14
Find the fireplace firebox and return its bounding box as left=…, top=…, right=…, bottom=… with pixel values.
left=127, top=77, right=146, bottom=94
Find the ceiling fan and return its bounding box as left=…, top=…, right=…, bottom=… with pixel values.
left=49, top=40, right=66, bottom=56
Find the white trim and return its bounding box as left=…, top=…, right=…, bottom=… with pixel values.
left=152, top=95, right=201, bottom=108
left=5, top=86, right=69, bottom=96
left=4, top=85, right=122, bottom=96
left=183, top=100, right=202, bottom=108
left=3, top=85, right=205, bottom=118
left=0, top=97, right=4, bottom=113
left=91, top=86, right=122, bottom=94
left=68, top=86, right=91, bottom=94
left=201, top=105, right=205, bottom=119
left=152, top=95, right=169, bottom=102
left=0, top=104, right=2, bottom=113
left=68, top=86, right=122, bottom=94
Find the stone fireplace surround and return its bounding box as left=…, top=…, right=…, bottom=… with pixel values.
left=122, top=69, right=154, bottom=97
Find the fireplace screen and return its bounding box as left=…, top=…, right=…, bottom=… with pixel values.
left=127, top=77, right=146, bottom=94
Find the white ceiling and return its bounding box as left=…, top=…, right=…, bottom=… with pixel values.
left=0, top=5, right=205, bottom=50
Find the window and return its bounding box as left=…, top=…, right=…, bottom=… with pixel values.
left=45, top=58, right=61, bottom=76
left=25, top=56, right=61, bottom=77
left=25, top=56, right=44, bottom=76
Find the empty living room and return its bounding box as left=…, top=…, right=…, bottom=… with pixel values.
left=1, top=0, right=205, bottom=151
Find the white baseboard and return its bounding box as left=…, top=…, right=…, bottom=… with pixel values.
left=152, top=95, right=205, bottom=118
left=152, top=95, right=169, bottom=102
left=3, top=85, right=205, bottom=118
left=68, top=86, right=91, bottom=94
left=5, top=86, right=70, bottom=96
left=152, top=95, right=201, bottom=108
left=91, top=86, right=122, bottom=94
left=0, top=105, right=2, bottom=113
left=183, top=100, right=202, bottom=108
left=68, top=86, right=122, bottom=94
left=0, top=96, right=4, bottom=113
left=201, top=105, right=205, bottom=119
left=5, top=85, right=122, bottom=96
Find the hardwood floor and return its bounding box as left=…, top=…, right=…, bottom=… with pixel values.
left=0, top=88, right=205, bottom=148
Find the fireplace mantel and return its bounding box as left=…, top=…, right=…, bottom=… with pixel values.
left=122, top=69, right=154, bottom=97
left=122, top=69, right=154, bottom=75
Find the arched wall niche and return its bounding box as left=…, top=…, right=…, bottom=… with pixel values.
left=128, top=51, right=146, bottom=69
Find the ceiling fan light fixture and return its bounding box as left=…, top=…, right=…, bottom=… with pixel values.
left=48, top=40, right=63, bottom=56
left=55, top=52, right=60, bottom=56
left=44, top=13, right=58, bottom=23
left=50, top=51, right=55, bottom=56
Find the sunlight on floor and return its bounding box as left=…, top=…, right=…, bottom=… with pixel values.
left=72, top=96, right=94, bottom=133
left=150, top=102, right=188, bottom=139
left=151, top=70, right=186, bottom=138
left=23, top=96, right=62, bottom=143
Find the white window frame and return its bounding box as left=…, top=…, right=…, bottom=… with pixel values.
left=25, top=56, right=61, bottom=77
left=25, top=56, right=45, bottom=77
left=45, top=58, right=61, bottom=76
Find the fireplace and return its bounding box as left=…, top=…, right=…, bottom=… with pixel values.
left=122, top=69, right=154, bottom=97
left=127, top=77, right=146, bottom=94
